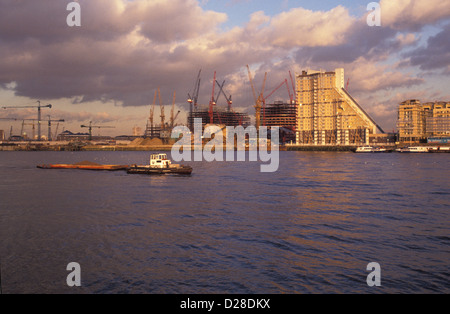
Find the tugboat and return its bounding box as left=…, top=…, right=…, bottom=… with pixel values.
left=127, top=153, right=193, bottom=175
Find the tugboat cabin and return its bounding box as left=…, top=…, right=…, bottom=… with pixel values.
left=150, top=153, right=172, bottom=168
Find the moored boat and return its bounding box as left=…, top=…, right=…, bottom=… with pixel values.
left=395, top=146, right=431, bottom=153
left=355, top=146, right=388, bottom=153
left=428, top=146, right=450, bottom=153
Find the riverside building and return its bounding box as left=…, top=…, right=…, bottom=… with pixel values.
left=398, top=100, right=450, bottom=143
left=295, top=68, right=382, bottom=145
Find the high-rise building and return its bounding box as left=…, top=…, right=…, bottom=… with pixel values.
left=397, top=99, right=425, bottom=143
left=398, top=100, right=450, bottom=143
left=296, top=68, right=382, bottom=145
left=425, top=102, right=450, bottom=137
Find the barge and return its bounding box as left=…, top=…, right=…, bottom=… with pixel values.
left=37, top=161, right=129, bottom=171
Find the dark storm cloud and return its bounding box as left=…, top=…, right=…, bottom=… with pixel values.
left=404, top=25, right=450, bottom=73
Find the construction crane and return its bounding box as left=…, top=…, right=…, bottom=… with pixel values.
left=80, top=121, right=115, bottom=141
left=262, top=79, right=290, bottom=126
left=47, top=116, right=65, bottom=141
left=1, top=101, right=52, bottom=141
left=208, top=71, right=217, bottom=124
left=158, top=87, right=165, bottom=130
left=215, top=80, right=244, bottom=126
left=289, top=71, right=296, bottom=104
left=246, top=65, right=267, bottom=130
left=20, top=119, right=38, bottom=140
left=0, top=118, right=19, bottom=121
left=21, top=121, right=34, bottom=139
left=215, top=80, right=233, bottom=112
left=54, top=123, right=61, bottom=141
left=170, top=91, right=180, bottom=129
left=188, top=69, right=202, bottom=131
left=146, top=90, right=157, bottom=138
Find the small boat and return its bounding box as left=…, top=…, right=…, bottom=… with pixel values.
left=355, top=146, right=388, bottom=153
left=395, top=146, right=431, bottom=153
left=428, top=146, right=450, bottom=153
left=37, top=161, right=129, bottom=171
left=127, top=153, right=193, bottom=175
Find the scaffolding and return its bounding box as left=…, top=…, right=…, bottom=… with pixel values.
left=188, top=106, right=251, bottom=129
left=264, top=101, right=297, bottom=129
left=144, top=123, right=163, bottom=139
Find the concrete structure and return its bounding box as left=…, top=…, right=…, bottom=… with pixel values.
left=188, top=106, right=251, bottom=129
left=398, top=100, right=450, bottom=143
left=264, top=101, right=297, bottom=142
left=295, top=68, right=382, bottom=145
left=0, top=130, right=4, bottom=141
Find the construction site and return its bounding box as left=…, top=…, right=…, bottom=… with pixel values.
left=4, top=66, right=429, bottom=151
left=185, top=70, right=251, bottom=130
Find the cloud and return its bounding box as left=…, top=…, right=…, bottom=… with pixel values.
left=345, top=57, right=424, bottom=93
left=128, top=0, right=227, bottom=43
left=380, top=0, right=450, bottom=31
left=0, top=0, right=447, bottom=133
left=267, top=6, right=355, bottom=47
left=403, top=25, right=450, bottom=73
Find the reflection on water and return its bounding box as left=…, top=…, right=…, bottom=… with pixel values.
left=0, top=151, right=449, bottom=293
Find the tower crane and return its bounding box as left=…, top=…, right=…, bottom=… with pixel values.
left=145, top=90, right=157, bottom=138
left=47, top=116, right=65, bottom=141
left=170, top=91, right=180, bottom=129
left=246, top=65, right=267, bottom=130
left=215, top=80, right=233, bottom=112
left=262, top=79, right=290, bottom=126
left=0, top=118, right=19, bottom=121
left=54, top=123, right=61, bottom=141
left=215, top=80, right=243, bottom=126
left=289, top=71, right=296, bottom=104
left=80, top=121, right=115, bottom=141
left=188, top=69, right=202, bottom=131
left=208, top=71, right=217, bottom=124
left=158, top=87, right=165, bottom=130
left=1, top=101, right=52, bottom=141
left=20, top=119, right=36, bottom=140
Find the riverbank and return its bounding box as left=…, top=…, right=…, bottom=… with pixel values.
left=1, top=141, right=448, bottom=152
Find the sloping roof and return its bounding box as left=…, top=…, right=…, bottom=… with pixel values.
left=340, top=88, right=385, bottom=134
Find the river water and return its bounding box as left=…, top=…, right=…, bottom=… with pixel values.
left=0, top=151, right=448, bottom=294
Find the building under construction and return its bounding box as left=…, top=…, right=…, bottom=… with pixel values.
left=263, top=101, right=297, bottom=142
left=144, top=123, right=163, bottom=139
left=188, top=106, right=251, bottom=129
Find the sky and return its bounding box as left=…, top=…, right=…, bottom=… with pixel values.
left=0, top=0, right=449, bottom=137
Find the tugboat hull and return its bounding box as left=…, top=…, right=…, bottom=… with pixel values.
left=127, top=165, right=193, bottom=175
